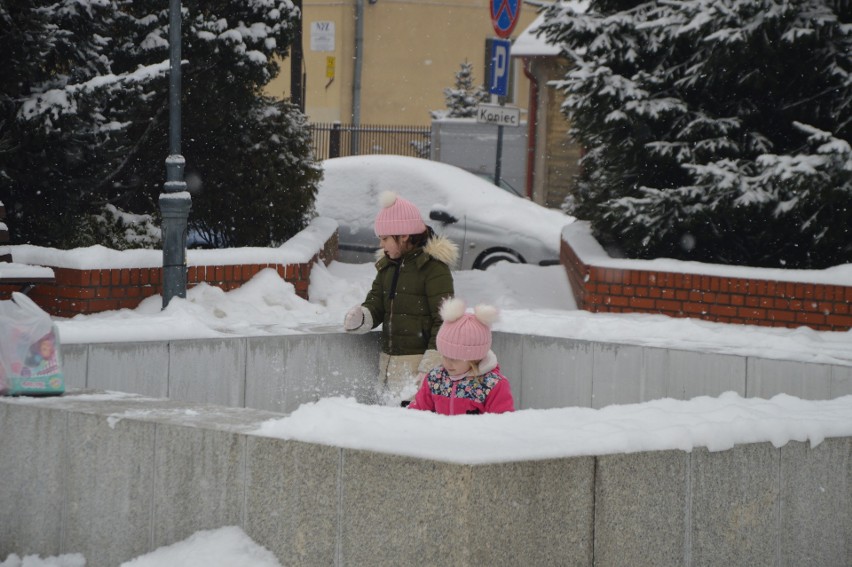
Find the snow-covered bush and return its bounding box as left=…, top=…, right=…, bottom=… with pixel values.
left=431, top=60, right=490, bottom=120
left=72, top=204, right=162, bottom=250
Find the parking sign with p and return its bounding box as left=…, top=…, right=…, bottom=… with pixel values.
left=488, top=38, right=511, bottom=97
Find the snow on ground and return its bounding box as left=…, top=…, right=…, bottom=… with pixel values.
left=0, top=527, right=280, bottom=567
left=254, top=393, right=852, bottom=464
left=55, top=259, right=852, bottom=366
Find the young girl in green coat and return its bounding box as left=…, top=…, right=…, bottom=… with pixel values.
left=343, top=191, right=457, bottom=405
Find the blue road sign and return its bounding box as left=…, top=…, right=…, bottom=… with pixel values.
left=488, top=38, right=511, bottom=97
left=490, top=0, right=521, bottom=39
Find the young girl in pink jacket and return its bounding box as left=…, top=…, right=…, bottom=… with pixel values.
left=408, top=297, right=515, bottom=415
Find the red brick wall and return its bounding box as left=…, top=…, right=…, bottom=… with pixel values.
left=561, top=237, right=852, bottom=332
left=0, top=231, right=338, bottom=318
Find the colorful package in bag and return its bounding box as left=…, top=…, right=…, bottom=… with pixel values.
left=0, top=292, right=65, bottom=396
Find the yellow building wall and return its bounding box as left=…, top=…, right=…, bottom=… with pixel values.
left=265, top=0, right=537, bottom=126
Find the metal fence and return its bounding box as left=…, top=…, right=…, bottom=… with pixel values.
left=308, top=122, right=431, bottom=160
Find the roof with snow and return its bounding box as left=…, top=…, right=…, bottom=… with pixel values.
left=512, top=12, right=559, bottom=57
left=512, top=1, right=588, bottom=58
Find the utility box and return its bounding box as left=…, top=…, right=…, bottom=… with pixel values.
left=430, top=117, right=528, bottom=197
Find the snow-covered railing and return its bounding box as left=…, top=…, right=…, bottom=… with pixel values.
left=57, top=331, right=852, bottom=414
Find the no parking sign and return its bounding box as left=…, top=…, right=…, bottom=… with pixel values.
left=490, top=0, right=520, bottom=39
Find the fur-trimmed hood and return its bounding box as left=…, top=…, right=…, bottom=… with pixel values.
left=423, top=234, right=459, bottom=267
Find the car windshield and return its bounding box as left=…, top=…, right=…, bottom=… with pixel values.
left=474, top=173, right=525, bottom=198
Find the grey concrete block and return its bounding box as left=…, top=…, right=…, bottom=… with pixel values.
left=491, top=331, right=523, bottom=407
left=339, top=449, right=469, bottom=565
left=690, top=443, right=780, bottom=567
left=746, top=358, right=832, bottom=400
left=779, top=438, right=852, bottom=567
left=521, top=336, right=594, bottom=409
left=245, top=336, right=290, bottom=413
left=151, top=424, right=247, bottom=549
left=249, top=334, right=321, bottom=414
left=0, top=402, right=65, bottom=558
left=594, top=451, right=688, bottom=567
left=60, top=343, right=88, bottom=389
left=308, top=332, right=379, bottom=406
left=468, top=457, right=595, bottom=567
left=86, top=341, right=169, bottom=397
left=168, top=338, right=246, bottom=407
left=830, top=364, right=852, bottom=397
left=247, top=333, right=379, bottom=415
left=646, top=348, right=746, bottom=400
left=63, top=409, right=156, bottom=567
left=75, top=333, right=847, bottom=414
left=244, top=437, right=339, bottom=566
left=593, top=343, right=664, bottom=408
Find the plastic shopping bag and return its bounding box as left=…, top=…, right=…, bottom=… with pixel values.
left=0, top=292, right=64, bottom=396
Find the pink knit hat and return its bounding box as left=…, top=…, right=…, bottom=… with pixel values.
left=436, top=298, right=499, bottom=361
left=374, top=191, right=426, bottom=236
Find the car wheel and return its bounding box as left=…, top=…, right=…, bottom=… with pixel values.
left=473, top=249, right=524, bottom=270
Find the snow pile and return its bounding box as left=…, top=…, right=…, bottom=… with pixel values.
left=0, top=527, right=279, bottom=567
left=253, top=393, right=852, bottom=465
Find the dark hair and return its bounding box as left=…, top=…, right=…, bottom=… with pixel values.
left=407, top=225, right=434, bottom=248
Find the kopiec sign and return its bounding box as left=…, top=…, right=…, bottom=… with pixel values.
left=476, top=104, right=521, bottom=127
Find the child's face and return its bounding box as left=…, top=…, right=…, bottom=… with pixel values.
left=442, top=355, right=472, bottom=376
left=40, top=340, right=54, bottom=358
left=378, top=235, right=410, bottom=260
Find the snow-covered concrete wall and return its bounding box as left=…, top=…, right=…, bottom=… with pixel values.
left=1, top=392, right=849, bottom=567
left=59, top=331, right=852, bottom=414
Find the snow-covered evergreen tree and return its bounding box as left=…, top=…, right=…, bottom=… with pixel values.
left=432, top=60, right=489, bottom=119
left=539, top=0, right=851, bottom=268
left=0, top=0, right=134, bottom=247
left=0, top=0, right=321, bottom=249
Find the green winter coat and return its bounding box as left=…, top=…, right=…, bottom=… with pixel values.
left=362, top=235, right=457, bottom=356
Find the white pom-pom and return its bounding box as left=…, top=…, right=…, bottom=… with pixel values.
left=474, top=304, right=499, bottom=327
left=439, top=297, right=466, bottom=322
left=379, top=191, right=398, bottom=208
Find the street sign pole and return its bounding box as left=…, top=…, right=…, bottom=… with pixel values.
left=494, top=95, right=504, bottom=188
left=160, top=0, right=191, bottom=309
left=488, top=38, right=511, bottom=189
left=486, top=0, right=519, bottom=189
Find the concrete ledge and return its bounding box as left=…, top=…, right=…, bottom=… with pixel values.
left=1, top=393, right=849, bottom=567
left=60, top=331, right=852, bottom=415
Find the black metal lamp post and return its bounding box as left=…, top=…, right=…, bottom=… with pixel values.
left=160, top=0, right=192, bottom=308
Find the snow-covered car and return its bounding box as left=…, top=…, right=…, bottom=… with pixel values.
left=315, top=155, right=573, bottom=270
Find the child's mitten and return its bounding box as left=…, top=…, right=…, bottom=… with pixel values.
left=343, top=305, right=372, bottom=333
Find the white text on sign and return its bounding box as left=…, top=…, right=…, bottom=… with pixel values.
left=476, top=104, right=521, bottom=127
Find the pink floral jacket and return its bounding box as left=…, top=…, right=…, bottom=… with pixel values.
left=408, top=351, right=515, bottom=415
